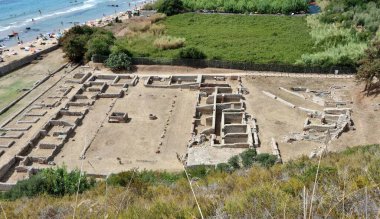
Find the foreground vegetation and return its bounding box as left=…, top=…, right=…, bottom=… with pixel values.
left=1, top=145, right=379, bottom=218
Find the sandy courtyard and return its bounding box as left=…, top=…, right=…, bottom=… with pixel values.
left=54, top=81, right=196, bottom=174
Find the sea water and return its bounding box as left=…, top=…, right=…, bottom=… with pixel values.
left=0, top=0, right=146, bottom=47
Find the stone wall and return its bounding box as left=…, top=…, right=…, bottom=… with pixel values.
left=0, top=45, right=59, bottom=77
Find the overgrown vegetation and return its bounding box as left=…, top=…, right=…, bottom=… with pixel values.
left=147, top=0, right=308, bottom=14
left=157, top=0, right=184, bottom=16
left=182, top=0, right=308, bottom=14
left=178, top=47, right=206, bottom=59
left=116, top=13, right=314, bottom=64
left=153, top=35, right=185, bottom=49
left=1, top=167, right=94, bottom=200
left=1, top=144, right=379, bottom=218
left=356, top=40, right=380, bottom=95
left=59, top=26, right=115, bottom=62
left=298, top=0, right=380, bottom=67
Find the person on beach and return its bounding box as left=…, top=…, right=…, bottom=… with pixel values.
left=38, top=10, right=42, bottom=15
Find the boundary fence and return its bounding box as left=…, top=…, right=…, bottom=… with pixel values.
left=92, top=55, right=356, bottom=74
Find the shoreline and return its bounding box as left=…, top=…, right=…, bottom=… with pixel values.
left=0, top=0, right=149, bottom=67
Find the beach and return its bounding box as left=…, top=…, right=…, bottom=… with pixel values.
left=0, top=0, right=151, bottom=66
left=0, top=0, right=150, bottom=46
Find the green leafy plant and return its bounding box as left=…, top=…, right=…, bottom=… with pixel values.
left=105, top=52, right=132, bottom=71
left=157, top=0, right=184, bottom=16
left=178, top=47, right=206, bottom=59
left=2, top=167, right=94, bottom=200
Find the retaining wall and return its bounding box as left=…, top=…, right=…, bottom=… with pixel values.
left=0, top=45, right=59, bottom=77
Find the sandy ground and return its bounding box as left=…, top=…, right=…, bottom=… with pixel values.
left=242, top=76, right=380, bottom=161
left=55, top=81, right=196, bottom=173
left=0, top=39, right=59, bottom=66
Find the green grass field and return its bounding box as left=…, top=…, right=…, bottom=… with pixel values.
left=126, top=13, right=316, bottom=64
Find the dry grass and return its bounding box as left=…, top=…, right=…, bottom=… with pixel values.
left=153, top=35, right=185, bottom=50
left=1, top=144, right=379, bottom=218
left=148, top=13, right=167, bottom=23
left=128, top=21, right=151, bottom=32
left=150, top=24, right=166, bottom=36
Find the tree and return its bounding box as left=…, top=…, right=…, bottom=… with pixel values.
left=60, top=26, right=115, bottom=62
left=62, top=34, right=89, bottom=62
left=178, top=47, right=206, bottom=59
left=356, top=40, right=380, bottom=95
left=105, top=52, right=132, bottom=71
left=157, top=0, right=184, bottom=16
left=85, top=34, right=115, bottom=61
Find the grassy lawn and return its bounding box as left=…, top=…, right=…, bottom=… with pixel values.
left=126, top=13, right=315, bottom=64
left=0, top=79, right=33, bottom=109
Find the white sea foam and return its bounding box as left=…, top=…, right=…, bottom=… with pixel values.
left=0, top=0, right=99, bottom=32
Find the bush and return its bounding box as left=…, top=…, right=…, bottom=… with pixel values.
left=157, top=0, right=184, bottom=16
left=186, top=165, right=214, bottom=178
left=60, top=26, right=115, bottom=62
left=240, top=149, right=257, bottom=168
left=154, top=35, right=185, bottom=50
left=2, top=167, right=94, bottom=200
left=148, top=13, right=167, bottom=23
left=181, top=0, right=308, bottom=14
left=143, top=0, right=164, bottom=10
left=85, top=33, right=115, bottom=61
left=228, top=155, right=241, bottom=170
left=105, top=52, right=132, bottom=71
left=129, top=21, right=151, bottom=32
left=178, top=47, right=206, bottom=59
left=108, top=170, right=182, bottom=187
left=256, top=153, right=278, bottom=167
left=150, top=24, right=166, bottom=36
left=216, top=163, right=232, bottom=172
left=61, top=34, right=89, bottom=62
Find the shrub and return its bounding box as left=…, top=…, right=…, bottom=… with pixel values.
left=356, top=40, right=380, bottom=94
left=256, top=153, right=278, bottom=167
left=186, top=165, right=214, bottom=178
left=157, top=0, right=184, bottom=16
left=154, top=35, right=185, bottom=49
left=105, top=52, right=132, bottom=71
left=228, top=155, right=241, bottom=170
left=85, top=33, right=115, bottom=61
left=60, top=26, right=115, bottom=62
left=61, top=34, right=89, bottom=62
left=240, top=149, right=257, bottom=168
left=148, top=13, right=167, bottom=23
left=143, top=0, right=164, bottom=10
left=128, top=21, right=151, bottom=32
left=178, top=47, right=206, bottom=59
left=150, top=24, right=166, bottom=36
left=216, top=163, right=232, bottom=172
left=2, top=167, right=94, bottom=200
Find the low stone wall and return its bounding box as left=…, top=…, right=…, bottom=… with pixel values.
left=0, top=45, right=59, bottom=77
left=0, top=182, right=16, bottom=191
left=0, top=157, right=16, bottom=180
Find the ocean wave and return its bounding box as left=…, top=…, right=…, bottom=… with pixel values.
left=0, top=0, right=99, bottom=33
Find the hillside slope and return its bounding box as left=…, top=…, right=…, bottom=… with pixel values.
left=1, top=144, right=379, bottom=218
